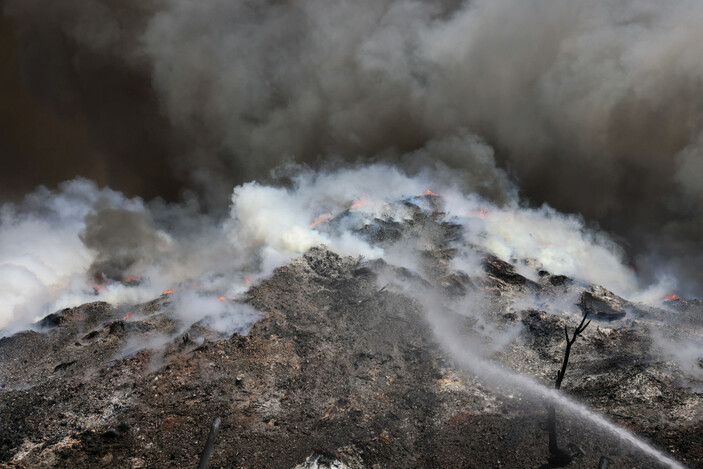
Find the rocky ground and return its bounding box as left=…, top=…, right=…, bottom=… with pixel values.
left=1, top=198, right=702, bottom=468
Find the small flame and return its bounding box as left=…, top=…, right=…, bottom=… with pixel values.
left=92, top=284, right=104, bottom=295
left=240, top=278, right=251, bottom=287
left=125, top=276, right=141, bottom=282
left=423, top=189, right=438, bottom=197
left=350, top=197, right=368, bottom=210
left=123, top=312, right=131, bottom=320
left=477, top=208, right=487, bottom=218
left=310, top=213, right=332, bottom=227
left=218, top=296, right=226, bottom=302
left=162, top=289, right=173, bottom=295
left=664, top=293, right=679, bottom=301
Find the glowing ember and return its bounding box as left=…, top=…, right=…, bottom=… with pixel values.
left=423, top=189, right=438, bottom=196
left=219, top=296, right=226, bottom=302
left=124, top=276, right=141, bottom=287
left=123, top=312, right=131, bottom=320
left=350, top=197, right=368, bottom=209
left=664, top=293, right=679, bottom=301
left=310, top=213, right=332, bottom=227
left=162, top=289, right=173, bottom=295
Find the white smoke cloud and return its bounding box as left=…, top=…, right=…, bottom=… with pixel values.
left=651, top=328, right=703, bottom=388
left=1, top=162, right=671, bottom=333
left=0, top=179, right=246, bottom=333
left=172, top=290, right=260, bottom=335
left=228, top=183, right=329, bottom=257
left=481, top=205, right=636, bottom=295
left=0, top=180, right=140, bottom=330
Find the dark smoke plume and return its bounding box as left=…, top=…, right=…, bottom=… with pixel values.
left=3, top=0, right=703, bottom=294
left=79, top=200, right=165, bottom=282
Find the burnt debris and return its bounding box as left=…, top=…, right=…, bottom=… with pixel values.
left=0, top=198, right=701, bottom=468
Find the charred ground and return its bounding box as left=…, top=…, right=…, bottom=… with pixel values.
left=1, top=200, right=702, bottom=468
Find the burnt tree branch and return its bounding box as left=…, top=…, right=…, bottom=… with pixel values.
left=555, top=312, right=591, bottom=390
left=547, top=311, right=590, bottom=467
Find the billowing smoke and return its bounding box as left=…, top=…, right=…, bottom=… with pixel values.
left=3, top=0, right=703, bottom=294
left=0, top=179, right=143, bottom=330
left=80, top=201, right=170, bottom=282
left=140, top=0, right=703, bottom=296
left=0, top=178, right=242, bottom=333
left=1, top=162, right=666, bottom=335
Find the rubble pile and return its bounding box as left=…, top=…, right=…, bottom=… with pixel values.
left=1, top=199, right=702, bottom=468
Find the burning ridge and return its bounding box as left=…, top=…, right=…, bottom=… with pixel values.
left=1, top=190, right=701, bottom=468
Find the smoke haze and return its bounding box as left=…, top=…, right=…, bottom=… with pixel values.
left=0, top=163, right=665, bottom=333
left=2, top=0, right=703, bottom=293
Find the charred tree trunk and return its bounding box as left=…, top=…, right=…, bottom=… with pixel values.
left=547, top=312, right=590, bottom=467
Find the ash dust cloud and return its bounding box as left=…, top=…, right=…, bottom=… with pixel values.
left=1, top=1, right=703, bottom=467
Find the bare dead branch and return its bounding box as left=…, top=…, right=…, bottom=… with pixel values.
left=547, top=311, right=591, bottom=466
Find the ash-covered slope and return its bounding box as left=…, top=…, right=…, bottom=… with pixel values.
left=1, top=199, right=702, bottom=468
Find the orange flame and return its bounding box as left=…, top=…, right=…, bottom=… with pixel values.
left=123, top=312, right=131, bottom=320
left=350, top=198, right=368, bottom=210
left=162, top=289, right=173, bottom=295
left=664, top=293, right=679, bottom=301
left=310, top=213, right=332, bottom=227
left=93, top=284, right=104, bottom=294
left=219, top=296, right=226, bottom=302
left=477, top=208, right=487, bottom=218
left=423, top=189, right=438, bottom=197
left=240, top=278, right=251, bottom=287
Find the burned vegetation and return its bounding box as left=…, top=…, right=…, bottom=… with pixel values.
left=1, top=196, right=702, bottom=468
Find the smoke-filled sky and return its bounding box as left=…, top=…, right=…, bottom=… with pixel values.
left=1, top=0, right=702, bottom=295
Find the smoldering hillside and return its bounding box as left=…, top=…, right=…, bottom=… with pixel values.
left=1, top=193, right=701, bottom=468
left=2, top=0, right=703, bottom=295
left=2, top=2, right=703, bottom=467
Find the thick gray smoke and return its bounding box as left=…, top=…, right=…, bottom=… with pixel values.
left=80, top=202, right=167, bottom=282
left=3, top=0, right=703, bottom=293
